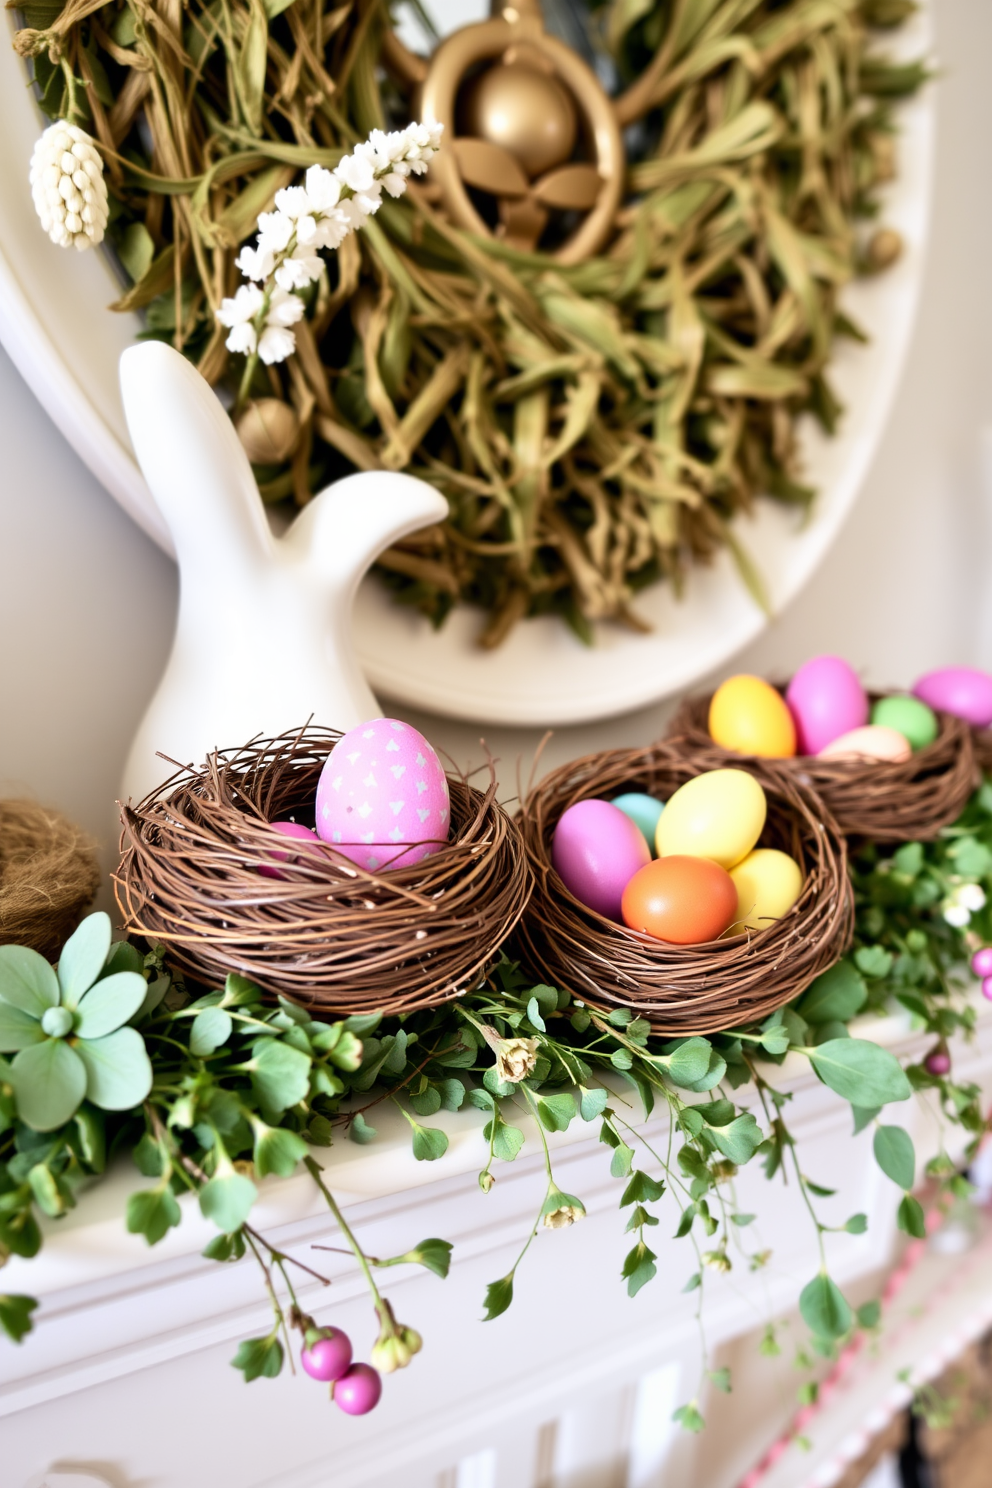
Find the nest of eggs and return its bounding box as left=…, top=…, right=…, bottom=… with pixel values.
left=115, top=728, right=531, bottom=1015
left=668, top=690, right=978, bottom=843
left=0, top=800, right=100, bottom=961
left=515, top=741, right=853, bottom=1037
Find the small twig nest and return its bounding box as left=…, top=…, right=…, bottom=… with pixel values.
left=667, top=690, right=978, bottom=842
left=515, top=741, right=853, bottom=1037
left=0, top=800, right=100, bottom=961
left=972, top=728, right=992, bottom=779
left=115, top=727, right=532, bottom=1015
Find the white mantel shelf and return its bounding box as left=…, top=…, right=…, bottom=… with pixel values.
left=4, top=999, right=992, bottom=1488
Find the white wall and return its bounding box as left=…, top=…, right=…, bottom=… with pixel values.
left=2, top=0, right=991, bottom=886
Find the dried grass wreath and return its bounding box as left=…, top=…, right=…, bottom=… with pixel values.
left=515, top=741, right=852, bottom=1037
left=115, top=727, right=531, bottom=1014
left=668, top=689, right=978, bottom=842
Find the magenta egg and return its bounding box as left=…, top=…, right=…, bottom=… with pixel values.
left=552, top=799, right=651, bottom=922
left=301, top=1328, right=353, bottom=1382
left=972, top=947, right=992, bottom=979
left=315, top=718, right=450, bottom=872
left=925, top=1050, right=951, bottom=1076
left=333, top=1363, right=382, bottom=1415
left=913, top=667, right=992, bottom=728
left=785, top=656, right=869, bottom=755
left=260, top=820, right=321, bottom=879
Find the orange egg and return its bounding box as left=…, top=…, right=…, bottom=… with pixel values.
left=621, top=856, right=738, bottom=945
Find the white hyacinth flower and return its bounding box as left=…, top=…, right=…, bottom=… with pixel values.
left=942, top=881, right=987, bottom=927
left=30, top=121, right=108, bottom=251
left=957, top=883, right=986, bottom=912
left=217, top=119, right=443, bottom=367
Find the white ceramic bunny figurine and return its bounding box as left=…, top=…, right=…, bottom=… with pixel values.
left=119, top=341, right=448, bottom=805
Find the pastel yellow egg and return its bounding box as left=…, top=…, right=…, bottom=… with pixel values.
left=709, top=675, right=797, bottom=758
left=728, top=849, right=804, bottom=934
left=656, top=768, right=767, bottom=870
left=817, top=725, right=911, bottom=764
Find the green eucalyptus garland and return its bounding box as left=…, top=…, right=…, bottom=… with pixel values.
left=1, top=782, right=990, bottom=1427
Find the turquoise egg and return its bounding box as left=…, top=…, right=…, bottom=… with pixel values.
left=611, top=792, right=665, bottom=851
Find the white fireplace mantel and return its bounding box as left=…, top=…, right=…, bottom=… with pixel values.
left=3, top=999, right=992, bottom=1488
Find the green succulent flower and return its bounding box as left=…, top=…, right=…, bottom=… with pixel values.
left=0, top=912, right=152, bottom=1131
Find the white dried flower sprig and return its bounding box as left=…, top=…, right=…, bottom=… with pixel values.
left=217, top=120, right=443, bottom=372
left=30, top=121, right=108, bottom=251
left=942, top=882, right=986, bottom=929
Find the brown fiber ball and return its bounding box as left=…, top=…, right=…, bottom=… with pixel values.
left=0, top=800, right=100, bottom=962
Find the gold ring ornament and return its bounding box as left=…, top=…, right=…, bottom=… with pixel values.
left=411, top=1, right=624, bottom=263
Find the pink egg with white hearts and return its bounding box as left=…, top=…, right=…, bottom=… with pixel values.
left=315, top=719, right=450, bottom=872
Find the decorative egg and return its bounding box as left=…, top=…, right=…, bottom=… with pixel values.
left=870, top=694, right=938, bottom=751
left=817, top=725, right=912, bottom=764
left=708, top=675, right=796, bottom=758
left=552, top=799, right=651, bottom=921
left=260, top=820, right=322, bottom=879
left=913, top=667, right=992, bottom=728
left=314, top=718, right=450, bottom=872
left=621, top=856, right=738, bottom=945
left=611, top=792, right=664, bottom=850
left=728, top=849, right=803, bottom=934
left=785, top=656, right=868, bottom=755
left=656, top=769, right=766, bottom=870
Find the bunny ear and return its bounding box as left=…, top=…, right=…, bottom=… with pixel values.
left=120, top=341, right=273, bottom=569
left=453, top=137, right=531, bottom=197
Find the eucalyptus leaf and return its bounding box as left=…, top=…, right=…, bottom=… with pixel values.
left=0, top=945, right=59, bottom=1018
left=798, top=962, right=867, bottom=1025
left=200, top=1170, right=258, bottom=1233
left=253, top=1123, right=308, bottom=1178
left=873, top=1125, right=915, bottom=1190
left=482, top=1273, right=514, bottom=1321
left=75, top=1027, right=153, bottom=1111
left=247, top=1039, right=311, bottom=1111
left=9, top=1039, right=87, bottom=1130
left=74, top=972, right=147, bottom=1040
left=799, top=1273, right=852, bottom=1340
left=411, top=1122, right=449, bottom=1161
left=807, top=1039, right=911, bottom=1106
left=231, top=1333, right=283, bottom=1382
left=127, top=1186, right=182, bottom=1245
left=57, top=912, right=112, bottom=1007
left=0, top=1002, right=45, bottom=1052
left=190, top=1007, right=234, bottom=1057
left=0, top=1293, right=38, bottom=1343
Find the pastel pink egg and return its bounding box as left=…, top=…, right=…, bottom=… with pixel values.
left=913, top=667, right=992, bottom=728
left=817, top=725, right=912, bottom=764
left=785, top=656, right=868, bottom=755
left=552, top=799, right=651, bottom=922
left=259, top=820, right=322, bottom=879
left=314, top=718, right=450, bottom=872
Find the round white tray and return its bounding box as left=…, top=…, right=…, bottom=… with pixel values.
left=0, top=7, right=934, bottom=724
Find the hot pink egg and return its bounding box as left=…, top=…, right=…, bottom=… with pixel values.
left=315, top=719, right=450, bottom=872
left=785, top=656, right=868, bottom=755
left=552, top=799, right=651, bottom=922
left=260, top=820, right=321, bottom=879
left=913, top=667, right=992, bottom=728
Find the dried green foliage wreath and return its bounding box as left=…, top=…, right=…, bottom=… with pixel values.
left=14, top=0, right=923, bottom=643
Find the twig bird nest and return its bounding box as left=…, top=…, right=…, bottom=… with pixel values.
left=516, top=741, right=852, bottom=1036
left=14, top=0, right=924, bottom=644
left=115, top=728, right=531, bottom=1015
left=0, top=800, right=100, bottom=961
left=668, top=690, right=978, bottom=842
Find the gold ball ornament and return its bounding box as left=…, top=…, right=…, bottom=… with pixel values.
left=236, top=399, right=300, bottom=465
left=463, top=61, right=577, bottom=178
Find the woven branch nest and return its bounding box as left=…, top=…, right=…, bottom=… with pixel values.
left=115, top=728, right=531, bottom=1015
left=0, top=800, right=100, bottom=961
left=667, top=690, right=978, bottom=843
left=972, top=729, right=992, bottom=778
left=515, top=741, right=853, bottom=1037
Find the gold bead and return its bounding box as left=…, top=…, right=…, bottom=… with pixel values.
left=462, top=61, right=577, bottom=179
left=236, top=398, right=300, bottom=465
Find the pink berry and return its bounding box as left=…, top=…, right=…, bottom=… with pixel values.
left=332, top=1363, right=382, bottom=1415
left=925, top=1051, right=951, bottom=1076
left=301, top=1328, right=353, bottom=1382
left=973, top=948, right=992, bottom=979
left=983, top=977, right=992, bottom=1003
